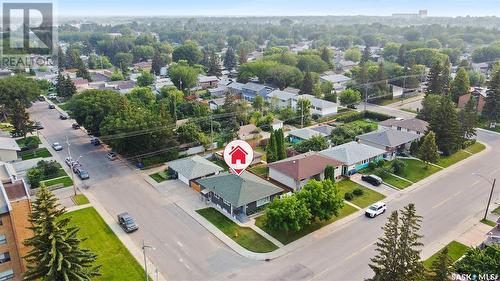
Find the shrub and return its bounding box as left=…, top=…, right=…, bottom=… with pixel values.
left=25, top=137, right=39, bottom=150
left=363, top=110, right=392, bottom=121
left=375, top=167, right=392, bottom=178
left=344, top=192, right=354, bottom=201
left=27, top=168, right=43, bottom=188
left=391, top=159, right=407, bottom=176
left=462, top=139, right=476, bottom=149
left=37, top=160, right=60, bottom=178
left=368, top=161, right=377, bottom=171
left=353, top=188, right=364, bottom=196
left=336, top=111, right=364, bottom=123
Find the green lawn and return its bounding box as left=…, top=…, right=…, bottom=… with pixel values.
left=20, top=148, right=52, bottom=160
left=149, top=171, right=169, bottom=183
left=72, top=194, right=90, bottom=205
left=492, top=205, right=500, bottom=216
left=255, top=204, right=358, bottom=245
left=337, top=180, right=385, bottom=208
left=480, top=218, right=496, bottom=227
left=465, top=142, right=486, bottom=154
left=16, top=136, right=42, bottom=148
left=41, top=176, right=73, bottom=188
left=61, top=207, right=146, bottom=280
left=381, top=173, right=413, bottom=189
left=396, top=159, right=442, bottom=183
left=423, top=241, right=469, bottom=269
left=374, top=98, right=402, bottom=106
left=248, top=164, right=269, bottom=177
left=209, top=157, right=228, bottom=171
left=254, top=146, right=267, bottom=162
left=436, top=150, right=472, bottom=168
left=196, top=208, right=278, bottom=253
left=0, top=123, right=13, bottom=133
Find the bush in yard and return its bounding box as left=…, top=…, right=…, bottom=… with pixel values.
left=368, top=162, right=377, bottom=171
left=375, top=166, right=392, bottom=178
left=25, top=137, right=39, bottom=150
left=296, top=179, right=344, bottom=222
left=462, top=139, right=476, bottom=149
left=37, top=160, right=60, bottom=178
left=391, top=159, right=407, bottom=176
left=353, top=188, right=364, bottom=196
left=344, top=192, right=354, bottom=201
left=454, top=245, right=500, bottom=276
left=265, top=195, right=311, bottom=233
left=376, top=160, right=386, bottom=167
left=27, top=168, right=43, bottom=188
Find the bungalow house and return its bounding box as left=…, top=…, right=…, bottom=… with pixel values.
left=292, top=94, right=338, bottom=117
left=310, top=125, right=334, bottom=136
left=288, top=128, right=328, bottom=144
left=241, top=83, right=272, bottom=101
left=208, top=86, right=228, bottom=97
left=336, top=60, right=357, bottom=72
left=265, top=89, right=298, bottom=109
left=268, top=151, right=343, bottom=191
left=154, top=78, right=175, bottom=92
left=238, top=124, right=261, bottom=140
left=167, top=155, right=223, bottom=187
left=208, top=97, right=225, bottom=110
left=471, top=62, right=489, bottom=75
left=198, top=75, right=219, bottom=89
left=357, top=129, right=421, bottom=160
left=0, top=138, right=20, bottom=162
left=283, top=87, right=301, bottom=95
left=196, top=172, right=282, bottom=217
left=379, top=118, right=429, bottom=135
left=458, top=87, right=488, bottom=113
left=271, top=119, right=284, bottom=131
left=320, top=141, right=386, bottom=176
left=320, top=74, right=352, bottom=91
left=72, top=78, right=90, bottom=91
left=104, top=80, right=136, bottom=94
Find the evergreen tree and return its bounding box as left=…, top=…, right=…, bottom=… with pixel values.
left=369, top=211, right=400, bottom=281
left=426, top=62, right=443, bottom=95
left=61, top=75, right=77, bottom=98
left=275, top=128, right=286, bottom=160
left=427, top=247, right=453, bottom=281
left=396, top=204, right=424, bottom=281
left=11, top=99, right=33, bottom=138
left=458, top=98, right=478, bottom=141
left=57, top=46, right=65, bottom=70
left=151, top=48, right=163, bottom=76
left=238, top=49, right=248, bottom=65
left=418, top=131, right=439, bottom=164
left=320, top=47, right=333, bottom=69
left=224, top=48, right=237, bottom=71
left=397, top=46, right=406, bottom=66
left=56, top=72, right=65, bottom=97
left=440, top=59, right=451, bottom=96
left=300, top=71, right=314, bottom=95
left=76, top=58, right=91, bottom=82
left=483, top=69, right=500, bottom=122
left=375, top=62, right=388, bottom=96
left=429, top=95, right=462, bottom=155
left=23, top=187, right=100, bottom=281
left=266, top=131, right=277, bottom=163
left=361, top=45, right=371, bottom=63
left=451, top=67, right=470, bottom=103
left=207, top=52, right=222, bottom=77
left=324, top=165, right=336, bottom=182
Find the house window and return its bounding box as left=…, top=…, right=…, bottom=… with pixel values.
left=0, top=235, right=6, bottom=245
left=256, top=197, right=270, bottom=207
left=0, top=269, right=13, bottom=281
left=0, top=252, right=10, bottom=264
left=213, top=194, right=220, bottom=200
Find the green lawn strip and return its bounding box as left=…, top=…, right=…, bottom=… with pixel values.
left=72, top=194, right=90, bottom=205
left=492, top=205, right=500, bottom=216
left=480, top=218, right=496, bottom=227
left=254, top=146, right=267, bottom=162
left=255, top=204, right=358, bottom=245
left=41, top=176, right=73, bottom=187
left=465, top=142, right=486, bottom=154
left=16, top=136, right=42, bottom=147
left=196, top=208, right=278, bottom=253
left=209, top=157, right=228, bottom=171
left=436, top=150, right=472, bottom=168
left=382, top=173, right=413, bottom=189
left=61, top=207, right=145, bottom=280
left=20, top=147, right=52, bottom=160
left=249, top=164, right=269, bottom=177
left=0, top=123, right=13, bottom=132
left=396, top=159, right=442, bottom=183
left=149, top=171, right=168, bottom=183
left=336, top=180, right=386, bottom=208
left=422, top=240, right=469, bottom=269
left=374, top=98, right=402, bottom=106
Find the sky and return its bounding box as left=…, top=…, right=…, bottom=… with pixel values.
left=57, top=0, right=500, bottom=17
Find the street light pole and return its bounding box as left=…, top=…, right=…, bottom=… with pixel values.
left=66, top=136, right=77, bottom=196
left=142, top=240, right=155, bottom=281
left=484, top=178, right=496, bottom=221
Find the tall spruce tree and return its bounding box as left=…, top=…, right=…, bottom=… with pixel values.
left=23, top=187, right=100, bottom=281
left=451, top=67, right=470, bottom=103
left=300, top=71, right=314, bottom=95
left=440, top=59, right=451, bottom=96
left=151, top=48, right=163, bottom=76
left=320, top=47, right=333, bottom=69
left=396, top=204, right=424, bottom=281
left=76, top=58, right=91, bottom=82
left=375, top=62, right=388, bottom=96
left=429, top=95, right=462, bottom=155
left=207, top=51, right=222, bottom=77
left=483, top=68, right=500, bottom=122
left=11, top=99, right=34, bottom=138
left=275, top=128, right=286, bottom=160
left=427, top=247, right=453, bottom=281
left=426, top=62, right=443, bottom=95
left=369, top=211, right=400, bottom=281
left=418, top=131, right=439, bottom=164
left=266, top=130, right=277, bottom=163
left=458, top=98, right=478, bottom=141
left=224, top=48, right=237, bottom=70
left=361, top=45, right=371, bottom=63
left=61, top=75, right=77, bottom=98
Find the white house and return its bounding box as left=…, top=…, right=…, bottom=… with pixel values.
left=292, top=94, right=338, bottom=117
left=266, top=89, right=298, bottom=109
left=0, top=138, right=20, bottom=162
left=320, top=74, right=352, bottom=91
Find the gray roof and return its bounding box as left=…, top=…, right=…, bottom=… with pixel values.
left=0, top=138, right=20, bottom=151
left=357, top=129, right=421, bottom=148
left=198, top=75, right=219, bottom=83
left=310, top=125, right=334, bottom=136
left=379, top=118, right=429, bottom=134
left=288, top=128, right=327, bottom=140
left=197, top=172, right=282, bottom=207
left=243, top=82, right=267, bottom=92
left=167, top=155, right=223, bottom=180
left=294, top=94, right=338, bottom=110
left=320, top=74, right=352, bottom=84
left=320, top=141, right=386, bottom=166
left=228, top=82, right=245, bottom=91
left=266, top=90, right=297, bottom=101
left=209, top=97, right=225, bottom=106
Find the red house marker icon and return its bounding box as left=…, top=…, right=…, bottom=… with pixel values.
left=223, top=140, right=253, bottom=176
left=229, top=145, right=248, bottom=165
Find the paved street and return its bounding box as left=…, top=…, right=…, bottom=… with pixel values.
left=29, top=101, right=500, bottom=281
left=356, top=102, right=416, bottom=119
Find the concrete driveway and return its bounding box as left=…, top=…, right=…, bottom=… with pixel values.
left=349, top=173, right=398, bottom=197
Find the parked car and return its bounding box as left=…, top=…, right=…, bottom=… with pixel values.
left=48, top=104, right=55, bottom=109
left=76, top=168, right=90, bottom=180
left=117, top=212, right=139, bottom=233
left=90, top=137, right=101, bottom=146
left=34, top=121, right=44, bottom=130
left=64, top=157, right=73, bottom=167
left=72, top=123, right=80, bottom=129
left=37, top=96, right=45, bottom=101
left=361, top=174, right=383, bottom=186
left=365, top=202, right=387, bottom=218
left=106, top=152, right=117, bottom=161
left=51, top=142, right=63, bottom=151
left=47, top=93, right=57, bottom=99
left=59, top=114, right=69, bottom=120
left=72, top=163, right=81, bottom=174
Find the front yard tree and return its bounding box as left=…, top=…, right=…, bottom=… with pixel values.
left=266, top=130, right=277, bottom=163
left=429, top=96, right=462, bottom=155
left=454, top=245, right=500, bottom=276
left=297, top=179, right=344, bottom=222
left=338, top=89, right=362, bottom=107
left=396, top=203, right=424, bottom=281
left=23, top=187, right=100, bottom=280
left=275, top=128, right=286, bottom=160
left=427, top=247, right=453, bottom=281
left=369, top=211, right=400, bottom=281
left=151, top=48, right=164, bottom=76
left=418, top=131, right=439, bottom=164
left=76, top=58, right=91, bottom=82
left=265, top=195, right=311, bottom=233
left=294, top=135, right=329, bottom=153
left=482, top=69, right=500, bottom=123
left=458, top=98, right=478, bottom=141
left=296, top=98, right=311, bottom=126
left=324, top=165, right=336, bottom=182
left=137, top=71, right=155, bottom=87
left=252, top=95, right=264, bottom=112
left=223, top=48, right=237, bottom=71
left=11, top=99, right=34, bottom=138
left=451, top=67, right=470, bottom=103
left=417, top=94, right=441, bottom=122
left=426, top=61, right=443, bottom=95
left=207, top=51, right=222, bottom=77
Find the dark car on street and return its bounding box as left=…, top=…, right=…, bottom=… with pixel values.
left=72, top=123, right=80, bottom=129
left=37, top=96, right=45, bottom=101
left=48, top=104, right=55, bottom=109
left=361, top=174, right=383, bottom=186
left=90, top=137, right=101, bottom=146
left=117, top=212, right=139, bottom=233
left=59, top=114, right=69, bottom=120
left=75, top=167, right=90, bottom=180
left=34, top=121, right=44, bottom=130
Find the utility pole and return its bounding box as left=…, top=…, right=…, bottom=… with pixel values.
left=142, top=240, right=154, bottom=281
left=301, top=100, right=304, bottom=128
left=66, top=136, right=77, bottom=196
left=364, top=85, right=368, bottom=111
left=484, top=178, right=496, bottom=221
left=210, top=115, right=214, bottom=155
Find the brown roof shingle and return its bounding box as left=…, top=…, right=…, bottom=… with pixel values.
left=268, top=151, right=343, bottom=181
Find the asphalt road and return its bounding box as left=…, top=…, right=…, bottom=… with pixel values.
left=30, top=101, right=500, bottom=281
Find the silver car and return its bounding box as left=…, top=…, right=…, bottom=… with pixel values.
left=52, top=142, right=63, bottom=151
